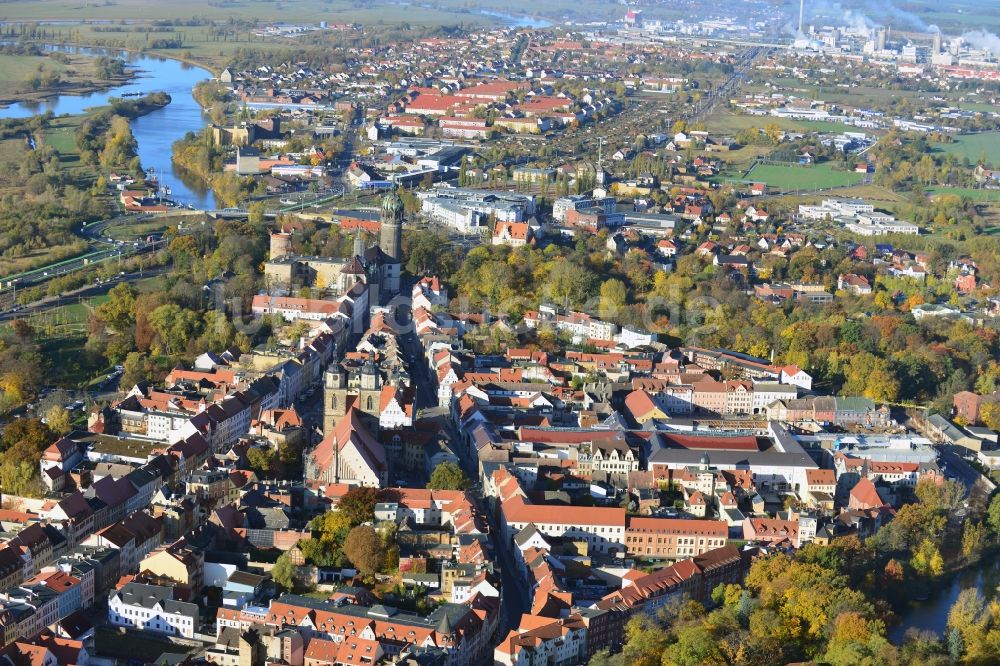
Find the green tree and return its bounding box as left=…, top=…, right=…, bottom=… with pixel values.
left=96, top=282, right=136, bottom=333
left=586, top=649, right=613, bottom=666
left=45, top=405, right=72, bottom=435
left=987, top=493, right=1000, bottom=536
left=545, top=258, right=593, bottom=308
left=662, top=623, right=724, bottom=666
left=147, top=304, right=203, bottom=354
left=202, top=310, right=236, bottom=351
left=120, top=352, right=151, bottom=389
left=271, top=552, right=297, bottom=590
left=620, top=615, right=668, bottom=666
left=247, top=447, right=275, bottom=478
left=427, top=461, right=471, bottom=490
left=599, top=278, right=627, bottom=324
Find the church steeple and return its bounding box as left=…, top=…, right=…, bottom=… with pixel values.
left=353, top=228, right=366, bottom=258
left=379, top=189, right=403, bottom=262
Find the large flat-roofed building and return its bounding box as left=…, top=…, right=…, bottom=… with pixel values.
left=648, top=422, right=818, bottom=493
left=553, top=195, right=616, bottom=222
left=417, top=186, right=536, bottom=230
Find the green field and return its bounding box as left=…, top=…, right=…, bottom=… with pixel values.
left=0, top=53, right=67, bottom=93
left=739, top=162, right=864, bottom=191
left=705, top=109, right=859, bottom=137
left=937, top=132, right=1000, bottom=165
left=766, top=184, right=907, bottom=208
left=42, top=118, right=80, bottom=155
left=0, top=137, right=28, bottom=173
left=927, top=186, right=1000, bottom=203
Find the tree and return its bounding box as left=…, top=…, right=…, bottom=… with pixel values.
left=96, top=282, right=136, bottom=333
left=0, top=440, right=45, bottom=497
left=910, top=539, right=944, bottom=577
left=120, top=352, right=151, bottom=389
left=947, top=588, right=985, bottom=654
left=234, top=331, right=253, bottom=354
left=202, top=310, right=236, bottom=351
left=271, top=552, right=296, bottom=590
left=0, top=420, right=53, bottom=498
left=343, top=525, right=384, bottom=579
left=988, top=493, right=1000, bottom=537
left=914, top=477, right=963, bottom=512
left=586, top=649, right=613, bottom=666
left=168, top=234, right=199, bottom=268
left=0, top=371, right=28, bottom=406
left=11, top=319, right=34, bottom=342
left=428, top=461, right=471, bottom=490
left=247, top=447, right=275, bottom=478
left=336, top=487, right=379, bottom=526
left=599, top=278, right=627, bottom=323
left=980, top=402, right=1000, bottom=431
left=1, top=418, right=54, bottom=453
left=619, top=615, right=668, bottom=666
left=147, top=304, right=202, bottom=354
left=45, top=405, right=72, bottom=435
left=948, top=627, right=964, bottom=662
left=544, top=258, right=593, bottom=309
left=662, top=623, right=724, bottom=666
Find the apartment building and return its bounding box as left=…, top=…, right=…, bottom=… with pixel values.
left=624, top=518, right=729, bottom=560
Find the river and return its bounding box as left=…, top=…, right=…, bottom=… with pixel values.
left=0, top=45, right=216, bottom=208
left=890, top=558, right=1000, bottom=643
left=478, top=10, right=553, bottom=28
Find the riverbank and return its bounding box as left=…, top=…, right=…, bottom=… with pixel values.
left=11, top=34, right=238, bottom=75
left=890, top=546, right=1000, bottom=643
left=171, top=132, right=247, bottom=208
left=0, top=52, right=137, bottom=108
left=0, top=93, right=173, bottom=279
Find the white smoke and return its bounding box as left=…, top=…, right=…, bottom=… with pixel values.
left=842, top=9, right=874, bottom=32
left=785, top=0, right=948, bottom=43
left=785, top=0, right=868, bottom=37
left=962, top=29, right=1000, bottom=55
left=870, top=0, right=930, bottom=31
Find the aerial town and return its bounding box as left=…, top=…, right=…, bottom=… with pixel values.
left=0, top=0, right=999, bottom=665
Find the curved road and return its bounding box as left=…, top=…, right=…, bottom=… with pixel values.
left=0, top=266, right=170, bottom=323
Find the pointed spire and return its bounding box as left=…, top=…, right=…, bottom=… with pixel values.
left=436, top=612, right=453, bottom=636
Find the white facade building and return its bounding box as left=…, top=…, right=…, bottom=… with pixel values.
left=109, top=583, right=199, bottom=639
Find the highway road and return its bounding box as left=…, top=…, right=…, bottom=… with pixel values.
left=0, top=266, right=170, bottom=323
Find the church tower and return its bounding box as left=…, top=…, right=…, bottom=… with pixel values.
left=352, top=228, right=366, bottom=258
left=379, top=189, right=403, bottom=262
